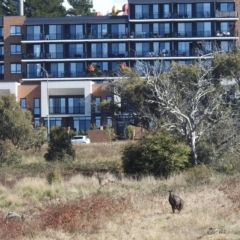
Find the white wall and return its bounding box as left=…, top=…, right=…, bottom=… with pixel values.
left=41, top=81, right=93, bottom=117
left=0, top=82, right=20, bottom=98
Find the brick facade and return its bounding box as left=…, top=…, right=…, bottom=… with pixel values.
left=235, top=0, right=240, bottom=38
left=3, top=16, right=26, bottom=82
left=17, top=83, right=40, bottom=111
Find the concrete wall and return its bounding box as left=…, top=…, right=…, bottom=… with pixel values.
left=41, top=80, right=93, bottom=118
left=0, top=82, right=20, bottom=97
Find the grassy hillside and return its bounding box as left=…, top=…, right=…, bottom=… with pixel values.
left=0, top=142, right=240, bottom=240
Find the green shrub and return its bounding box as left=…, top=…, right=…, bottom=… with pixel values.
left=122, top=131, right=190, bottom=178
left=104, top=124, right=115, bottom=141
left=196, top=141, right=215, bottom=164
left=44, top=126, right=75, bottom=162
left=126, top=125, right=135, bottom=139
left=46, top=171, right=62, bottom=185
left=0, top=140, right=22, bottom=166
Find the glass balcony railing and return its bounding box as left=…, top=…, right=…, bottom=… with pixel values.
left=23, top=71, right=85, bottom=79
left=131, top=10, right=237, bottom=19
left=215, top=11, right=237, bottom=18
left=22, top=52, right=85, bottom=59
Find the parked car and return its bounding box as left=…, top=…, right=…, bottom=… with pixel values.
left=71, top=135, right=91, bottom=144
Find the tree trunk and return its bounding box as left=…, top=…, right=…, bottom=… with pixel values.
left=191, top=131, right=198, bottom=165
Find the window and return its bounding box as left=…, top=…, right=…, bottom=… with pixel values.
left=11, top=63, right=21, bottom=73
left=135, top=24, right=150, bottom=37
left=197, top=22, right=211, bottom=37
left=163, top=4, right=171, bottom=18
left=20, top=98, right=27, bottom=109
left=95, top=116, right=101, bottom=129
left=106, top=96, right=112, bottom=102
left=220, top=3, right=234, bottom=11
left=10, top=26, right=21, bottom=36
left=111, top=43, right=126, bottom=57
left=27, top=63, right=42, bottom=78
left=219, top=22, right=235, bottom=35
left=48, top=25, right=62, bottom=40
left=49, top=62, right=64, bottom=78
left=10, top=44, right=21, bottom=54
left=69, top=43, right=83, bottom=58
left=153, top=4, right=159, bottom=18
left=34, top=117, right=40, bottom=128
left=153, top=42, right=170, bottom=55
left=0, top=28, right=3, bottom=40
left=107, top=117, right=112, bottom=127
left=69, top=62, right=84, bottom=77
left=0, top=65, right=4, bottom=79
left=153, top=23, right=170, bottom=36
left=34, top=98, right=40, bottom=115
left=135, top=42, right=150, bottom=57
left=73, top=117, right=91, bottom=132
left=177, top=4, right=192, bottom=18
left=196, top=3, right=211, bottom=18
left=135, top=5, right=149, bottom=19
left=177, top=23, right=192, bottom=37
left=178, top=42, right=190, bottom=56
left=91, top=43, right=108, bottom=58
left=91, top=24, right=107, bottom=38
left=111, top=24, right=125, bottom=37
left=68, top=97, right=85, bottom=114
left=48, top=43, right=63, bottom=59
left=44, top=117, right=62, bottom=129
left=70, top=24, right=84, bottom=39
left=49, top=97, right=66, bottom=114
left=95, top=97, right=101, bottom=113
left=220, top=41, right=234, bottom=52
left=26, top=26, right=41, bottom=40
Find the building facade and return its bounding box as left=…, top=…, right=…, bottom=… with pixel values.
left=0, top=0, right=239, bottom=134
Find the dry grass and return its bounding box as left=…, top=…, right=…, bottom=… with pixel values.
left=0, top=142, right=240, bottom=240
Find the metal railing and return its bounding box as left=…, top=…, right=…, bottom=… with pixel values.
left=131, top=10, right=237, bottom=19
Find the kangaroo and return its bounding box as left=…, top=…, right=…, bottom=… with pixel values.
left=168, top=190, right=184, bottom=213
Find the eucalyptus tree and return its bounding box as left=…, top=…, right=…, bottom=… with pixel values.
left=66, top=0, right=95, bottom=16
left=111, top=59, right=234, bottom=165
left=0, top=0, right=18, bottom=15
left=24, top=0, right=67, bottom=17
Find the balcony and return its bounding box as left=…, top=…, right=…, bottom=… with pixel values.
left=23, top=71, right=85, bottom=79
left=89, top=51, right=128, bottom=58
left=215, top=11, right=237, bottom=18
left=23, top=33, right=85, bottom=41
left=49, top=106, right=85, bottom=115
left=22, top=52, right=85, bottom=59
left=131, top=10, right=237, bottom=19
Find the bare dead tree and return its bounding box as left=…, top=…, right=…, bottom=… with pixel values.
left=111, top=54, right=237, bottom=165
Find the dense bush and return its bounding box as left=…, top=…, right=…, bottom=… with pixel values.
left=122, top=131, right=190, bottom=178
left=0, top=140, right=22, bottom=166
left=44, top=126, right=75, bottom=161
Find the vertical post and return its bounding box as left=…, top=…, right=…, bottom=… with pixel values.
left=37, top=64, right=50, bottom=141
left=46, top=72, right=50, bottom=141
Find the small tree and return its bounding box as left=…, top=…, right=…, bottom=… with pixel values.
left=104, top=124, right=115, bottom=142
left=122, top=131, right=190, bottom=178
left=44, top=126, right=75, bottom=161
left=126, top=125, right=135, bottom=139
left=0, top=94, right=35, bottom=150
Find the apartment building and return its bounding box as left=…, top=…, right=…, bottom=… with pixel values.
left=0, top=0, right=239, bottom=134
